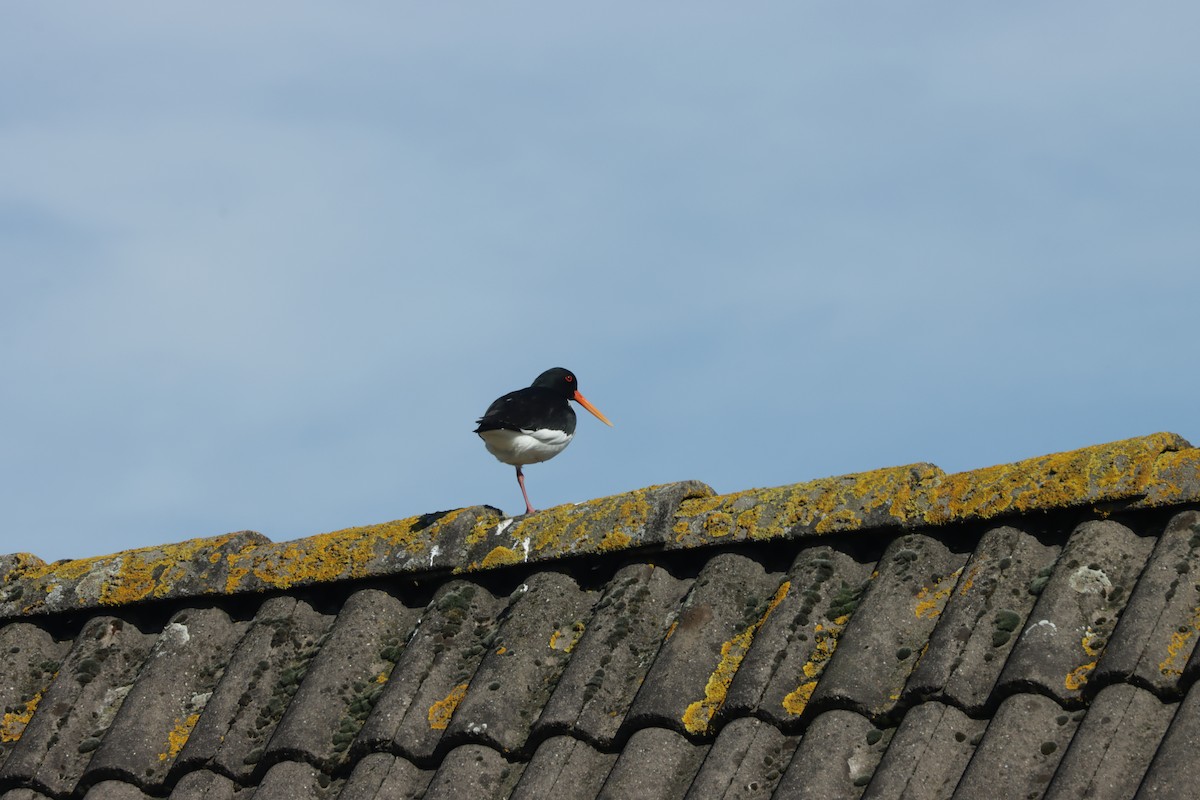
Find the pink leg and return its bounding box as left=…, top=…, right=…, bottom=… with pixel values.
left=516, top=466, right=536, bottom=515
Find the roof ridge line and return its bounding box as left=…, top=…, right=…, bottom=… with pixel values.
left=2, top=433, right=1196, bottom=620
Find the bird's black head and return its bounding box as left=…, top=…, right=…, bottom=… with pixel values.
left=531, top=367, right=579, bottom=398
left=529, top=367, right=613, bottom=427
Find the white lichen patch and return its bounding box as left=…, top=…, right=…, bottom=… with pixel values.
left=154, top=622, right=191, bottom=656
left=1068, top=566, right=1112, bottom=595
left=1023, top=619, right=1058, bottom=639
left=77, top=558, right=123, bottom=600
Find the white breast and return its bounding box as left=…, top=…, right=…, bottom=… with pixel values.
left=478, top=428, right=574, bottom=466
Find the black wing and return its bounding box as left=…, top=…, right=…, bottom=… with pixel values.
left=474, top=387, right=577, bottom=435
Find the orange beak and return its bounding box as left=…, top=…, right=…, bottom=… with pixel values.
left=573, top=391, right=614, bottom=426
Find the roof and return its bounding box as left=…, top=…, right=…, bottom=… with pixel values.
left=1, top=431, right=1198, bottom=799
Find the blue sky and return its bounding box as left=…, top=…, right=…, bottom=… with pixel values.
left=3, top=3, right=1197, bottom=563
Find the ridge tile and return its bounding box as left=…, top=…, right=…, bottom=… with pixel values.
left=458, top=482, right=714, bottom=573
left=670, top=464, right=944, bottom=546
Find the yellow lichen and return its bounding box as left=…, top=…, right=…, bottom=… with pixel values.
left=1081, top=627, right=1105, bottom=658
left=1144, top=448, right=1200, bottom=506
left=926, top=433, right=1187, bottom=526
left=779, top=618, right=845, bottom=718
left=550, top=621, right=586, bottom=653
left=673, top=464, right=944, bottom=544
left=160, top=713, right=200, bottom=761
left=913, top=570, right=961, bottom=619
left=599, top=530, right=633, bottom=551
left=682, top=581, right=790, bottom=735
left=428, top=683, right=469, bottom=730
left=1159, top=625, right=1196, bottom=677
left=0, top=690, right=44, bottom=744
left=958, top=564, right=980, bottom=597
left=1065, top=626, right=1110, bottom=690
left=801, top=623, right=840, bottom=679
left=781, top=681, right=817, bottom=715
left=514, top=488, right=657, bottom=555
left=1065, top=661, right=1096, bottom=691
left=479, top=546, right=522, bottom=569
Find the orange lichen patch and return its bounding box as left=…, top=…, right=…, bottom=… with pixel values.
left=671, top=434, right=1191, bottom=547
left=782, top=681, right=817, bottom=716
left=0, top=553, right=46, bottom=580
left=427, top=682, right=469, bottom=730
left=513, top=487, right=662, bottom=556
left=21, top=533, right=259, bottom=610
left=12, top=511, right=486, bottom=613
left=674, top=464, right=943, bottom=544
left=1141, top=447, right=1200, bottom=507
left=1159, top=620, right=1197, bottom=678
left=1081, top=627, right=1106, bottom=658
left=464, top=515, right=498, bottom=547
left=957, top=564, right=980, bottom=597
left=664, top=620, right=679, bottom=641
left=682, top=581, right=790, bottom=735
left=801, top=623, right=841, bottom=679
left=914, top=570, right=961, bottom=620
left=924, top=433, right=1189, bottom=526
left=1065, top=661, right=1096, bottom=691
left=479, top=546, right=522, bottom=569
left=160, top=713, right=200, bottom=761
left=550, top=621, right=586, bottom=653
left=780, top=618, right=846, bottom=718
left=600, top=530, right=633, bottom=551
left=235, top=512, right=462, bottom=591
left=0, top=690, right=44, bottom=744
left=1064, top=627, right=1108, bottom=691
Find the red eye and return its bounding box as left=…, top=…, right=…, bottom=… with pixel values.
left=565, top=375, right=574, bottom=382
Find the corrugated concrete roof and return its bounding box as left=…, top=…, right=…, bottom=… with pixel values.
left=0, top=432, right=1198, bottom=799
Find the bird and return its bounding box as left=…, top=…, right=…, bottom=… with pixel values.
left=475, top=367, right=613, bottom=516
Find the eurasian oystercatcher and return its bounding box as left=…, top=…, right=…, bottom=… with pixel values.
left=475, top=367, right=613, bottom=515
